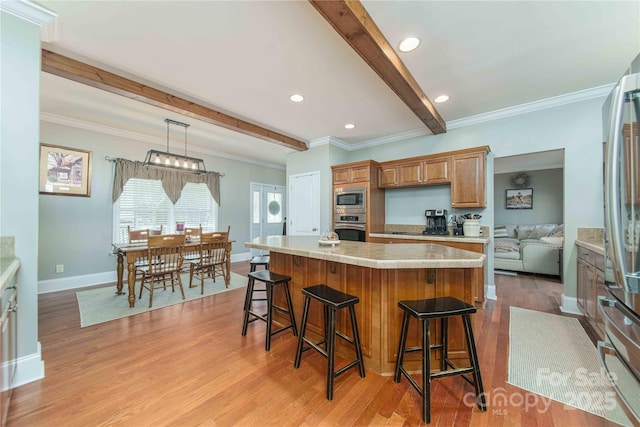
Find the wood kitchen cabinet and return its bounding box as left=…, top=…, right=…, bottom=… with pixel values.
left=576, top=245, right=605, bottom=339
left=368, top=236, right=486, bottom=304
left=332, top=162, right=372, bottom=185
left=378, top=157, right=450, bottom=188
left=451, top=150, right=486, bottom=208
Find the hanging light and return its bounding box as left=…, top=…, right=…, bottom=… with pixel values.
left=143, top=118, right=207, bottom=174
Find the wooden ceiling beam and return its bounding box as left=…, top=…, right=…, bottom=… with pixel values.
left=41, top=49, right=308, bottom=152
left=309, top=0, right=446, bottom=135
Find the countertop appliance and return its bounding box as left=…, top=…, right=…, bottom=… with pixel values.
left=423, top=208, right=449, bottom=235
left=601, top=52, right=640, bottom=425
left=334, top=186, right=366, bottom=215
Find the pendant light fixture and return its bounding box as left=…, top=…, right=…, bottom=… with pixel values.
left=143, top=118, right=207, bottom=174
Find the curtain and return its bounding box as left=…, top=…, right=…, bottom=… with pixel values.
left=112, top=158, right=221, bottom=205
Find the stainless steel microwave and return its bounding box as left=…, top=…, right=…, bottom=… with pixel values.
left=334, top=186, right=366, bottom=214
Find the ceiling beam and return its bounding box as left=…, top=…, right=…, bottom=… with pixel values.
left=309, top=0, right=446, bottom=135
left=41, top=49, right=308, bottom=152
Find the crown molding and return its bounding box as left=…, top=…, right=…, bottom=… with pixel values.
left=0, top=0, right=57, bottom=26
left=40, top=112, right=285, bottom=171
left=309, top=136, right=352, bottom=151
left=446, top=84, right=614, bottom=130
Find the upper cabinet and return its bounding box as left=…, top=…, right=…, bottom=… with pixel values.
left=332, top=162, right=374, bottom=185
left=376, top=146, right=488, bottom=208
left=451, top=149, right=487, bottom=208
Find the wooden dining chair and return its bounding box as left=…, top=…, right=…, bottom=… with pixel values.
left=188, top=231, right=230, bottom=294
left=138, top=234, right=186, bottom=308
left=127, top=225, right=164, bottom=281
left=182, top=225, right=203, bottom=269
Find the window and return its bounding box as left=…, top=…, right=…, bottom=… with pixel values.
left=114, top=178, right=218, bottom=243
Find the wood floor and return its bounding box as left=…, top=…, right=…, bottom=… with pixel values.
left=8, top=265, right=619, bottom=426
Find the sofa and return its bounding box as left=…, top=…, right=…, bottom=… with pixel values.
left=493, top=224, right=563, bottom=276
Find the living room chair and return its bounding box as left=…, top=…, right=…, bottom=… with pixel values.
left=138, top=234, right=186, bottom=308
left=188, top=231, right=230, bottom=293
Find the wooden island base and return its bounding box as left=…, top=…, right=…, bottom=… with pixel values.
left=267, top=252, right=477, bottom=375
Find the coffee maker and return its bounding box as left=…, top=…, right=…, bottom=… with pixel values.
left=423, top=209, right=449, bottom=235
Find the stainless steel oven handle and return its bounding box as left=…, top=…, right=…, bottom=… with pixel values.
left=334, top=223, right=366, bottom=231
left=598, top=296, right=640, bottom=348
left=598, top=340, right=640, bottom=422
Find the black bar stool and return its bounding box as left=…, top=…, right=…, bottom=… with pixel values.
left=394, top=296, right=486, bottom=424
left=294, top=284, right=365, bottom=400
left=249, top=255, right=270, bottom=272
left=241, top=270, right=298, bottom=351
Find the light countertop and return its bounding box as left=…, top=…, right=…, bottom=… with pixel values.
left=369, top=232, right=490, bottom=245
left=245, top=236, right=485, bottom=269
left=575, top=239, right=605, bottom=256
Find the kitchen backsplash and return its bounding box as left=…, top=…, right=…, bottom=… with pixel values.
left=0, top=236, right=15, bottom=258
left=385, top=224, right=489, bottom=236
left=577, top=227, right=604, bottom=242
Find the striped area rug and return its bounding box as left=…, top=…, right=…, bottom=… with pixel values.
left=508, top=306, right=631, bottom=426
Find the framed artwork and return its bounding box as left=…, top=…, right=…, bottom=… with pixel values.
left=39, top=144, right=92, bottom=197
left=506, top=188, right=533, bottom=209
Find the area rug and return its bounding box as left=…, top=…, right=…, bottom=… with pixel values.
left=508, top=306, right=631, bottom=426
left=76, top=272, right=247, bottom=327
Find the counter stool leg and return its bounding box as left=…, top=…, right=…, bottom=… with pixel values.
left=283, top=281, right=298, bottom=336
left=241, top=276, right=256, bottom=335
left=326, top=306, right=337, bottom=401
left=441, top=317, right=448, bottom=372
left=349, top=305, right=366, bottom=377
left=294, top=296, right=311, bottom=368
left=394, top=311, right=411, bottom=383
left=463, top=314, right=486, bottom=411
left=422, top=318, right=431, bottom=424
left=265, top=283, right=274, bottom=351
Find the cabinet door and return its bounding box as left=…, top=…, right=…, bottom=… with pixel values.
left=451, top=151, right=486, bottom=208
left=595, top=267, right=606, bottom=337
left=378, top=166, right=398, bottom=187
left=585, top=262, right=597, bottom=320
left=398, top=161, right=422, bottom=186
left=424, top=157, right=450, bottom=184
left=350, top=165, right=370, bottom=183
left=577, top=258, right=587, bottom=311
left=333, top=168, right=351, bottom=185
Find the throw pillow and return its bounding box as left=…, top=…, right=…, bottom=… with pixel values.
left=516, top=225, right=535, bottom=240
left=494, top=228, right=509, bottom=238
left=551, top=224, right=564, bottom=237
left=529, top=224, right=557, bottom=239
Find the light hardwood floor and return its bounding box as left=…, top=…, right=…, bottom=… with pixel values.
left=8, top=264, right=618, bottom=426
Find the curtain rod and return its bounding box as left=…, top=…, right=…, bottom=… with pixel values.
left=104, top=156, right=225, bottom=176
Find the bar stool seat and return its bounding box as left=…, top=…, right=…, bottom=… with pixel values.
left=294, top=284, right=365, bottom=400
left=241, top=270, right=297, bottom=351
left=249, top=255, right=270, bottom=272
left=394, top=296, right=486, bottom=424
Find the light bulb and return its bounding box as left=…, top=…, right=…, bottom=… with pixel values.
left=154, top=155, right=160, bottom=164
left=164, top=157, right=170, bottom=165
left=192, top=163, right=197, bottom=170
left=183, top=161, right=188, bottom=168
left=174, top=159, right=179, bottom=167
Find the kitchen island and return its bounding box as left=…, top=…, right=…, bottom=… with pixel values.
left=245, top=236, right=485, bottom=374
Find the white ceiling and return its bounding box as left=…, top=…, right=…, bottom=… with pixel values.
left=36, top=1, right=639, bottom=168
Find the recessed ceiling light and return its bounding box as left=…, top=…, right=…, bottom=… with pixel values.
left=434, top=95, right=450, bottom=103
left=289, top=94, right=304, bottom=103
left=344, top=123, right=356, bottom=129
left=398, top=37, right=420, bottom=53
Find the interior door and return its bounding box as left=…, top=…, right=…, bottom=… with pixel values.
left=250, top=183, right=286, bottom=256
left=289, top=172, right=320, bottom=236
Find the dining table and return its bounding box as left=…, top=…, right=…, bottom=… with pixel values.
left=112, top=239, right=234, bottom=307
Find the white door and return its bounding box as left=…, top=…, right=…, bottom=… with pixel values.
left=289, top=172, right=320, bottom=236
left=250, top=183, right=286, bottom=256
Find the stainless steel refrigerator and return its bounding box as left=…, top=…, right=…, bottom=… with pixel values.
left=602, top=52, right=640, bottom=425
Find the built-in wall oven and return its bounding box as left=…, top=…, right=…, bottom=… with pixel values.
left=334, top=214, right=366, bottom=242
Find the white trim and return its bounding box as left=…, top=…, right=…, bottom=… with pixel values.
left=0, top=0, right=57, bottom=26
left=38, top=252, right=255, bottom=293
left=40, top=113, right=285, bottom=171
left=12, top=343, right=45, bottom=388
left=486, top=285, right=497, bottom=300
left=314, top=84, right=615, bottom=152
left=560, top=294, right=582, bottom=315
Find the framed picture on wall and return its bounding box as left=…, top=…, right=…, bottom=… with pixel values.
left=506, top=188, right=533, bottom=209
left=39, top=144, right=92, bottom=197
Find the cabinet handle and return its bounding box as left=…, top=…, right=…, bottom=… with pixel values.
left=329, top=262, right=337, bottom=274
left=294, top=256, right=301, bottom=267
left=427, top=269, right=436, bottom=284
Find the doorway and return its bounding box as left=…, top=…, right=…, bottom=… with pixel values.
left=288, top=172, right=320, bottom=236
left=249, top=183, right=286, bottom=256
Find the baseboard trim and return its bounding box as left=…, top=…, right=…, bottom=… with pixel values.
left=12, top=342, right=45, bottom=389
left=38, top=251, right=255, bottom=293
left=560, top=294, right=581, bottom=315
left=486, top=285, right=497, bottom=300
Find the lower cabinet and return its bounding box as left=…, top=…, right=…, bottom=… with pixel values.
left=368, top=237, right=486, bottom=304
left=576, top=245, right=605, bottom=339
